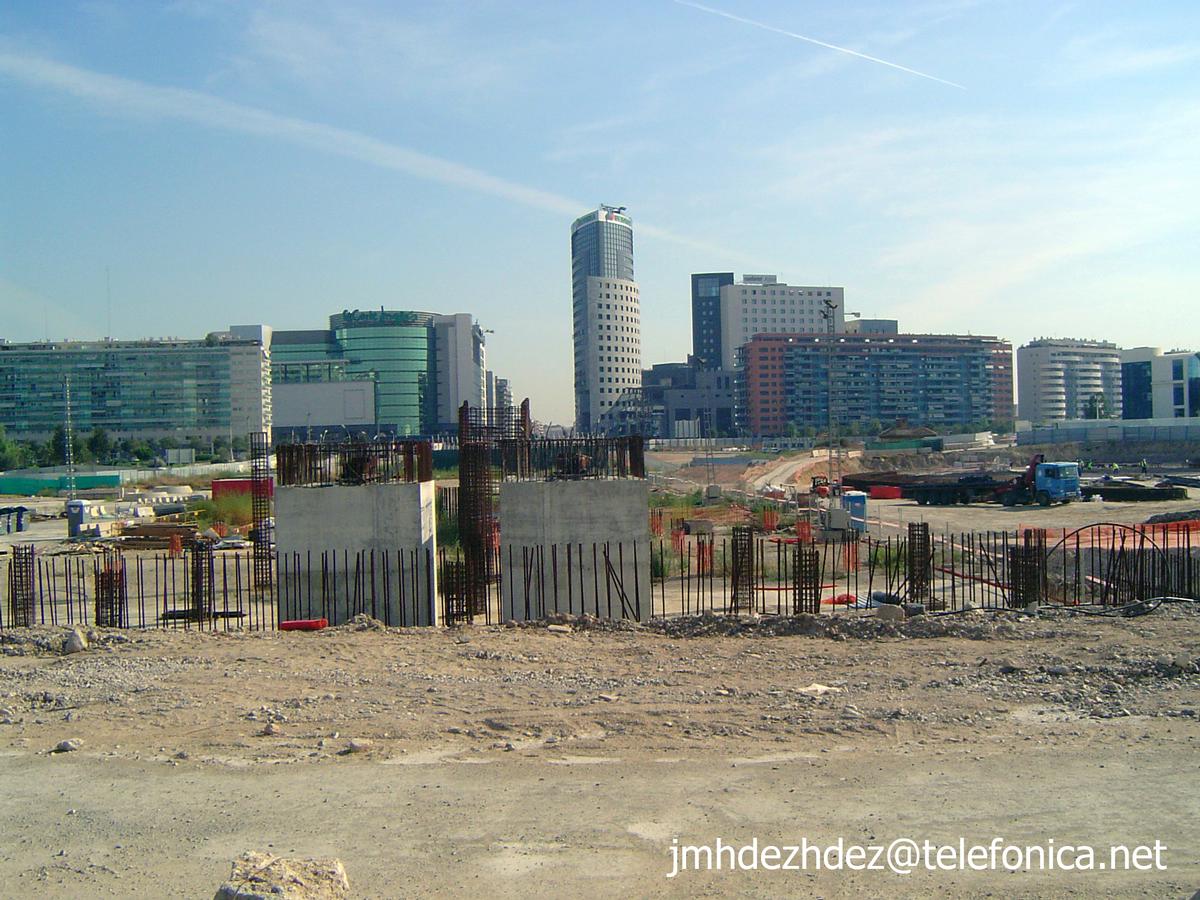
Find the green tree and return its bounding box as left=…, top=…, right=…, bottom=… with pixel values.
left=46, top=426, right=68, bottom=465
left=1084, top=393, right=1110, bottom=420
left=0, top=426, right=32, bottom=470
left=87, top=428, right=113, bottom=464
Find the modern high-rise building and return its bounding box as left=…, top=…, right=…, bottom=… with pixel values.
left=432, top=313, right=487, bottom=430
left=571, top=205, right=641, bottom=432
left=1120, top=347, right=1200, bottom=420
left=1017, top=339, right=1122, bottom=423
left=0, top=328, right=272, bottom=442
left=494, top=377, right=513, bottom=413
left=691, top=272, right=735, bottom=369
left=737, top=332, right=1013, bottom=437
left=640, top=360, right=737, bottom=437
left=272, top=310, right=487, bottom=436
left=718, top=276, right=845, bottom=370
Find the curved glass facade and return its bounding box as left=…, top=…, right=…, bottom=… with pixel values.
left=330, top=311, right=435, bottom=436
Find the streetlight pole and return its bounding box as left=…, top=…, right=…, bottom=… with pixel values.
left=821, top=298, right=837, bottom=488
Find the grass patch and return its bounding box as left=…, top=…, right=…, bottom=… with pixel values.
left=190, top=493, right=254, bottom=528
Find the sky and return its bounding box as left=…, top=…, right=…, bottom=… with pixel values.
left=1, top=0, right=1198, bottom=424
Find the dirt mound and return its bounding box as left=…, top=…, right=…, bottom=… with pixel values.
left=647, top=610, right=1055, bottom=641
left=1146, top=509, right=1200, bottom=524
left=0, top=626, right=135, bottom=657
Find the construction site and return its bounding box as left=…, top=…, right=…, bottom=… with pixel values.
left=3, top=403, right=1199, bottom=631
left=1, top=407, right=1198, bottom=896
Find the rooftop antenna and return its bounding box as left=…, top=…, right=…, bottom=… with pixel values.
left=106, top=266, right=112, bottom=339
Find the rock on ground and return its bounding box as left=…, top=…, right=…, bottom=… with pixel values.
left=214, top=850, right=349, bottom=899
left=63, top=629, right=88, bottom=654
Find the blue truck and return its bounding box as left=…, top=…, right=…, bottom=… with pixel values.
left=999, top=457, right=1081, bottom=507
left=905, top=455, right=1081, bottom=507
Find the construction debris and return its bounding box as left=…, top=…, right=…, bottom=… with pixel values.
left=213, top=851, right=349, bottom=900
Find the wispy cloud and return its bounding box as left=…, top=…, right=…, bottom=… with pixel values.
left=173, top=1, right=550, bottom=105
left=671, top=0, right=966, bottom=90
left=1050, top=29, right=1200, bottom=83
left=742, top=100, right=1200, bottom=337
left=0, top=49, right=584, bottom=215
left=0, top=50, right=763, bottom=264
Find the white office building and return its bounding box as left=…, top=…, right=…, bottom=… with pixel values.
left=718, top=276, right=845, bottom=369
left=580, top=276, right=642, bottom=427
left=432, top=313, right=487, bottom=430
left=1017, top=338, right=1122, bottom=423
left=1120, top=347, right=1200, bottom=420
left=571, top=206, right=641, bottom=431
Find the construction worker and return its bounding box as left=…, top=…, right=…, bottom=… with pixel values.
left=1140, top=458, right=1148, bottom=475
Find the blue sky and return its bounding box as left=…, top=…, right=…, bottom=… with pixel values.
left=2, top=0, right=1198, bottom=423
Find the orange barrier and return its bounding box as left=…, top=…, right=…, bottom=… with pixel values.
left=649, top=509, right=664, bottom=537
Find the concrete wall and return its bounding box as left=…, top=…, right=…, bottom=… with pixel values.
left=499, top=480, right=650, bottom=622
left=1017, top=418, right=1200, bottom=446
left=275, top=481, right=438, bottom=626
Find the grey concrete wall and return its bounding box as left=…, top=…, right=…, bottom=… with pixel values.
left=499, top=480, right=650, bottom=622
left=275, top=481, right=438, bottom=626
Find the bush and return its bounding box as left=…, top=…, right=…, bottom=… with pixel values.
left=191, top=493, right=254, bottom=528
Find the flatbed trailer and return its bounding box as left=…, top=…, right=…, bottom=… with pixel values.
left=906, top=474, right=1010, bottom=506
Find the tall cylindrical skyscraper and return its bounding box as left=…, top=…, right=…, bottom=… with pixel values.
left=571, top=205, right=641, bottom=432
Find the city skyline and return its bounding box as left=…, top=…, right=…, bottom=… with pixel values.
left=3, top=1, right=1199, bottom=423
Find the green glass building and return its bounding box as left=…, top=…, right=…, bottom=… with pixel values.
left=271, top=311, right=437, bottom=436
left=0, top=333, right=271, bottom=441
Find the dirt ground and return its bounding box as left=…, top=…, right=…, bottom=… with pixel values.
left=1, top=608, right=1198, bottom=898
left=866, top=493, right=1199, bottom=536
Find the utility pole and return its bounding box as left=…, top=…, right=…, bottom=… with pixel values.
left=821, top=298, right=838, bottom=489
left=63, top=375, right=77, bottom=500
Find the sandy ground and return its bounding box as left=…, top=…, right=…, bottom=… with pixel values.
left=865, top=493, right=1198, bottom=536
left=1, top=608, right=1198, bottom=898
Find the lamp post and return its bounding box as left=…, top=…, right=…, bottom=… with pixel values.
left=820, top=299, right=837, bottom=487
left=819, top=302, right=860, bottom=489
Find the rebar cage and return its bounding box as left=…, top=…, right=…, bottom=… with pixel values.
left=276, top=439, right=434, bottom=487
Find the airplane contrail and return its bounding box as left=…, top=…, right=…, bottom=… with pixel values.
left=0, top=50, right=765, bottom=263
left=672, top=0, right=967, bottom=90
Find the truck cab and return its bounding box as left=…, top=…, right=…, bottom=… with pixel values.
left=1034, top=462, right=1081, bottom=505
